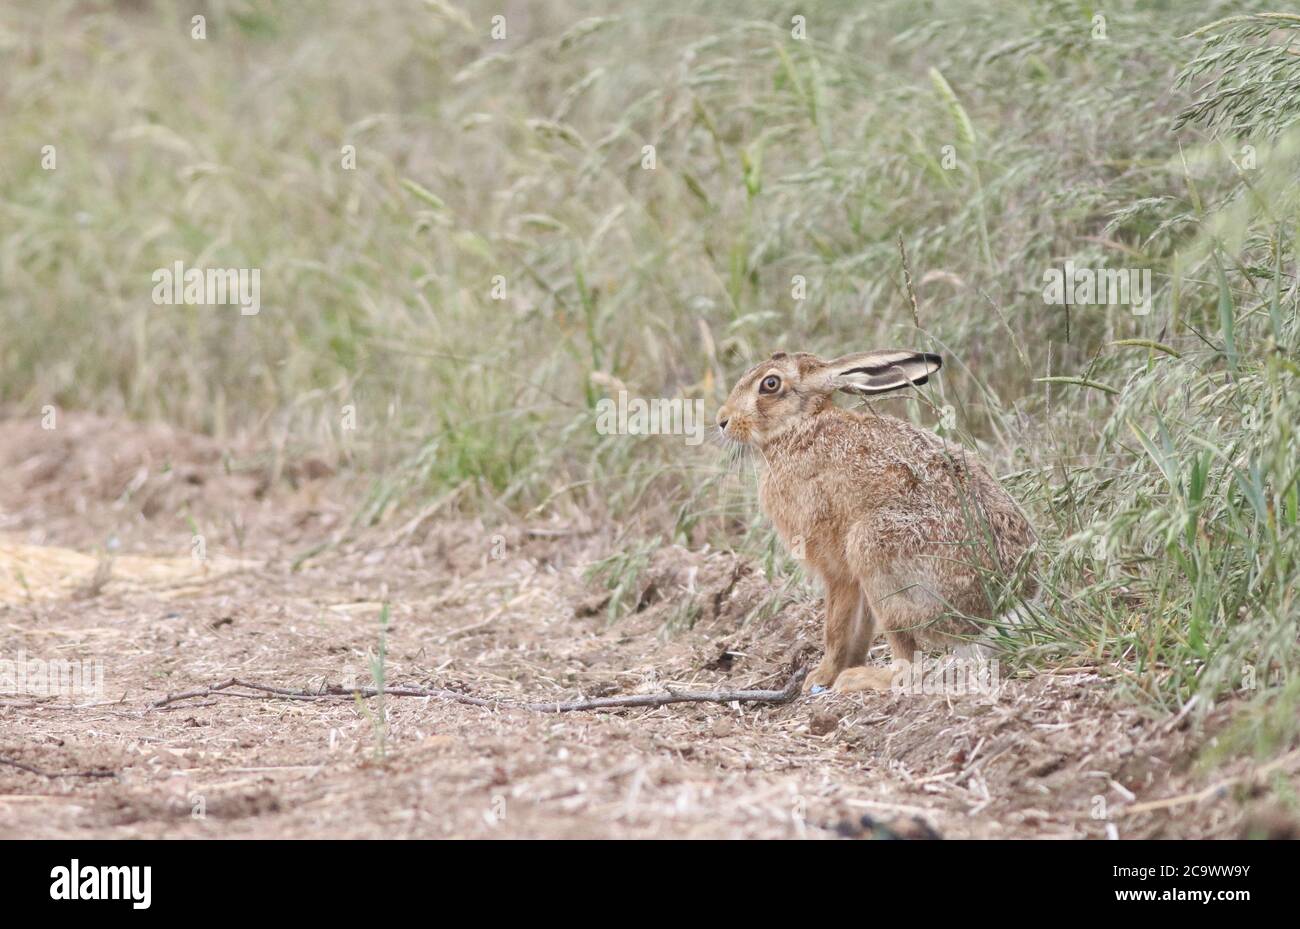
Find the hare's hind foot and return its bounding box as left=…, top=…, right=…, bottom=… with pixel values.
left=830, top=664, right=900, bottom=693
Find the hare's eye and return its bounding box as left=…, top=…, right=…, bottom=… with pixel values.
left=759, top=375, right=781, bottom=394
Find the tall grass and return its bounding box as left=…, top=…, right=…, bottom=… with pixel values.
left=1, top=1, right=1297, bottom=765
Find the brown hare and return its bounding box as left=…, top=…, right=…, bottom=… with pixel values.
left=717, top=350, right=1035, bottom=693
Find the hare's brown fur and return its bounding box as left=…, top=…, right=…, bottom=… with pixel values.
left=718, top=351, right=1035, bottom=692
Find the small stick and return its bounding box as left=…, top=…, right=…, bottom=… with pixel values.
left=150, top=677, right=241, bottom=706
left=0, top=755, right=116, bottom=779
left=150, top=669, right=807, bottom=714
left=1119, top=747, right=1300, bottom=817
left=524, top=668, right=806, bottom=713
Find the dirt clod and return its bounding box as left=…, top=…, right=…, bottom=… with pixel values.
left=809, top=710, right=841, bottom=737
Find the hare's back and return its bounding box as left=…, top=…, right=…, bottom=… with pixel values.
left=819, top=411, right=1029, bottom=544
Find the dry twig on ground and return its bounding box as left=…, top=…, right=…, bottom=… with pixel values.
left=0, top=754, right=116, bottom=779
left=150, top=668, right=807, bottom=714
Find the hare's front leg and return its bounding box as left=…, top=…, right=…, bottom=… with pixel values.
left=830, top=581, right=923, bottom=693
left=804, top=577, right=873, bottom=692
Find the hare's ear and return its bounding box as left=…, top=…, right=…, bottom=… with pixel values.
left=823, top=350, right=942, bottom=396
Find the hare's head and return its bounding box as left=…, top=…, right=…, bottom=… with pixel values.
left=716, top=349, right=941, bottom=447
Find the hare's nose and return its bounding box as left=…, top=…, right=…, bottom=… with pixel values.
left=716, top=409, right=730, bottom=429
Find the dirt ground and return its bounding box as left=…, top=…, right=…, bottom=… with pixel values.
left=0, top=413, right=1293, bottom=839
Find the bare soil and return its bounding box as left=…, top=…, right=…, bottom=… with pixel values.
left=0, top=414, right=1291, bottom=839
